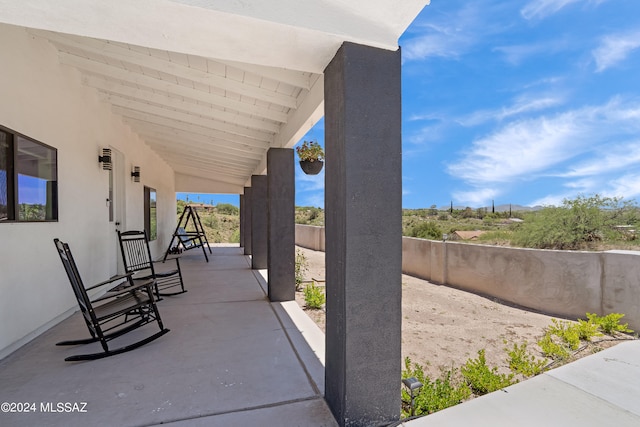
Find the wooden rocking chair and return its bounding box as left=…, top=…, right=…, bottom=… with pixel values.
left=53, top=239, right=169, bottom=361
left=118, top=230, right=187, bottom=297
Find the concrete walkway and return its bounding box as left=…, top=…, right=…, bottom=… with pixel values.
left=0, top=246, right=336, bottom=427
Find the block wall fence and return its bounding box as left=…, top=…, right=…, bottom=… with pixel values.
left=295, top=225, right=640, bottom=330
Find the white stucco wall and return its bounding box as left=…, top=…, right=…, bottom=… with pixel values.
left=0, top=25, right=176, bottom=359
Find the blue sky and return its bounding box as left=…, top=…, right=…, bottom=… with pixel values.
left=185, top=0, right=640, bottom=209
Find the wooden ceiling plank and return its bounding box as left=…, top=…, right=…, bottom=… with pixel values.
left=123, top=115, right=268, bottom=158
left=81, top=68, right=288, bottom=123
left=113, top=105, right=271, bottom=149
left=41, top=31, right=299, bottom=108
left=99, top=89, right=281, bottom=134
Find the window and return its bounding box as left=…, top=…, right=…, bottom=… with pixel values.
left=144, top=186, right=157, bottom=241
left=0, top=127, right=58, bottom=222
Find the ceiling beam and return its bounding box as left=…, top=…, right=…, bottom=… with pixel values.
left=143, top=139, right=259, bottom=170
left=104, top=94, right=276, bottom=140
left=84, top=75, right=289, bottom=123
left=140, top=134, right=262, bottom=165
left=101, top=91, right=280, bottom=135
left=47, top=33, right=300, bottom=108
left=128, top=122, right=265, bottom=161
left=113, top=106, right=271, bottom=149
left=221, top=59, right=313, bottom=90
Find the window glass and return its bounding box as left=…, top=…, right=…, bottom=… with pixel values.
left=0, top=131, right=9, bottom=221
left=16, top=136, right=57, bottom=221
left=145, top=186, right=157, bottom=241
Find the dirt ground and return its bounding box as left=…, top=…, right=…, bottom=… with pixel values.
left=294, top=246, right=628, bottom=378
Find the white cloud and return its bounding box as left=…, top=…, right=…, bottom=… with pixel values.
left=447, top=98, right=640, bottom=196
left=402, top=2, right=507, bottom=62
left=531, top=194, right=570, bottom=207
left=453, top=187, right=500, bottom=207
left=605, top=173, right=640, bottom=200
left=521, top=0, right=606, bottom=20
left=560, top=141, right=640, bottom=177
left=494, top=40, right=570, bottom=66
left=521, top=0, right=580, bottom=19
left=460, top=95, right=563, bottom=126
left=593, top=31, right=640, bottom=72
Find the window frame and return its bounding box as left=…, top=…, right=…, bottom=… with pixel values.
left=0, top=125, right=58, bottom=223
left=144, top=186, right=157, bottom=241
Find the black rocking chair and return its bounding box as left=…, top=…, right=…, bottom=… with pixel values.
left=53, top=238, right=169, bottom=361
left=118, top=230, right=187, bottom=297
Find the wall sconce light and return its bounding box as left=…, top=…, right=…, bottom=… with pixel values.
left=442, top=233, right=449, bottom=242
left=98, top=148, right=112, bottom=170
left=131, top=166, right=141, bottom=182
left=402, top=377, right=423, bottom=417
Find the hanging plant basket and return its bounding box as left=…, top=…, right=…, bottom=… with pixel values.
left=299, top=160, right=324, bottom=175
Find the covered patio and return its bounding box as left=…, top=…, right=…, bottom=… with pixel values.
left=0, top=246, right=336, bottom=426
left=0, top=1, right=430, bottom=425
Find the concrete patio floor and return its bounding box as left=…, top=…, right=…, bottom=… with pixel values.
left=0, top=245, right=336, bottom=427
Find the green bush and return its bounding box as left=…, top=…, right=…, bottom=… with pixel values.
left=402, top=357, right=471, bottom=416
left=586, top=313, right=633, bottom=334
left=538, top=334, right=571, bottom=360
left=295, top=250, right=308, bottom=291
left=460, top=349, right=517, bottom=396
left=229, top=229, right=240, bottom=243
left=505, top=342, right=547, bottom=377
left=409, top=221, right=443, bottom=240
left=575, top=319, right=602, bottom=341
left=546, top=319, right=581, bottom=350
left=461, top=350, right=516, bottom=395
left=303, top=281, right=325, bottom=309
left=216, top=203, right=239, bottom=215
left=511, top=195, right=630, bottom=250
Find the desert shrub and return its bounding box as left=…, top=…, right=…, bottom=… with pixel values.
left=409, top=221, right=442, bottom=240
left=505, top=342, right=547, bottom=377
left=575, top=319, right=602, bottom=341
left=295, top=250, right=308, bottom=291
left=216, top=203, right=239, bottom=215
left=476, top=230, right=512, bottom=244
left=303, top=281, right=325, bottom=309
left=511, top=195, right=629, bottom=249
left=461, top=350, right=516, bottom=395
left=538, top=334, right=571, bottom=360
left=402, top=358, right=471, bottom=417
left=586, top=313, right=633, bottom=334
left=537, top=319, right=585, bottom=360
left=229, top=229, right=240, bottom=243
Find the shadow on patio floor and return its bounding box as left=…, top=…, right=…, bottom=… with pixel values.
left=0, top=246, right=336, bottom=427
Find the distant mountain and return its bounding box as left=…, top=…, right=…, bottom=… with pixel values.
left=437, top=204, right=543, bottom=212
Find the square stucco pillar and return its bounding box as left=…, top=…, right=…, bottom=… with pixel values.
left=243, top=187, right=252, bottom=255
left=251, top=175, right=268, bottom=269
left=267, top=148, right=295, bottom=301
left=239, top=194, right=244, bottom=248
left=324, top=42, right=402, bottom=427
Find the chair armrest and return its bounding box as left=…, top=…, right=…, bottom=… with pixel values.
left=86, top=272, right=135, bottom=291
left=92, top=278, right=156, bottom=302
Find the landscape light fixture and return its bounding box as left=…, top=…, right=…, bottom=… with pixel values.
left=98, top=148, right=112, bottom=170
left=442, top=233, right=448, bottom=242
left=131, top=166, right=141, bottom=182
left=402, top=376, right=423, bottom=417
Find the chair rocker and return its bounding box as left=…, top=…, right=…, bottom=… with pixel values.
left=118, top=230, right=187, bottom=297
left=53, top=238, right=169, bottom=361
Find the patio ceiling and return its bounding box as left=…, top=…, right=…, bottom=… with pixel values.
left=0, top=0, right=429, bottom=193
